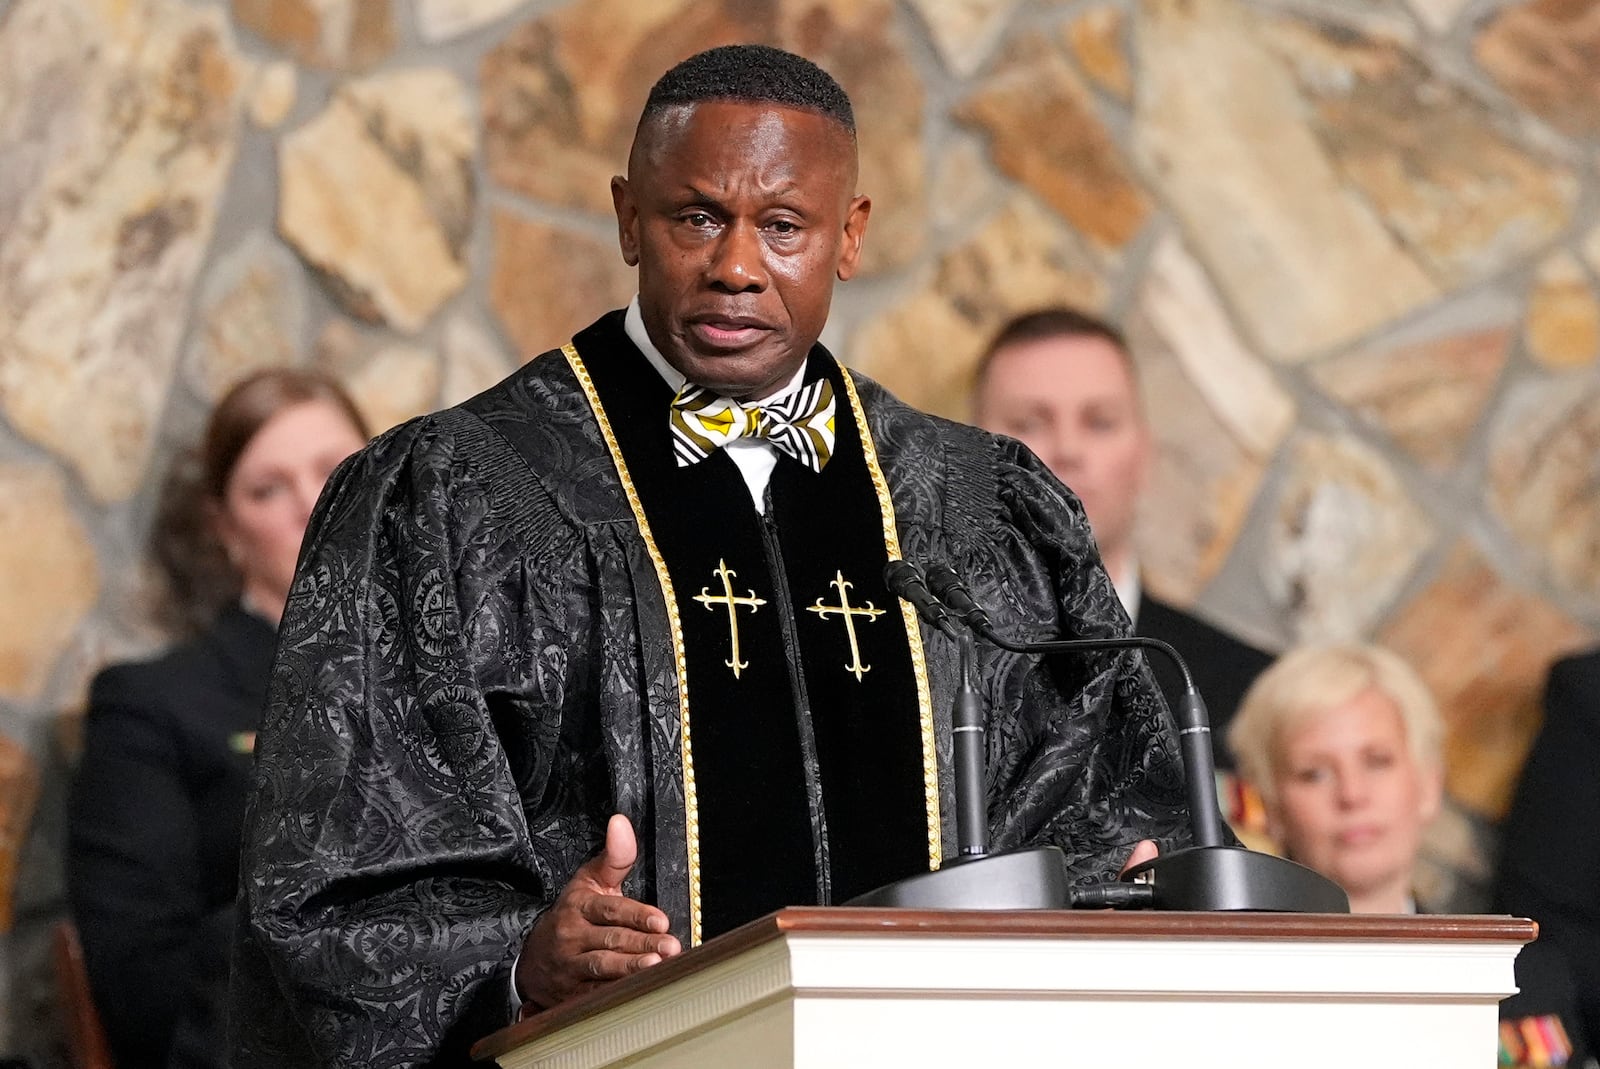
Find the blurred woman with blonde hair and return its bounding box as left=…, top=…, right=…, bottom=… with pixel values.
left=1232, top=643, right=1593, bottom=1065
left=1228, top=643, right=1443, bottom=914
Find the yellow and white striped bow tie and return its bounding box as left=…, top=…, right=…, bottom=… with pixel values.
left=669, top=378, right=837, bottom=473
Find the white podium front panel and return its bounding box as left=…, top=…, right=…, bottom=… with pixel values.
left=475, top=909, right=1532, bottom=1069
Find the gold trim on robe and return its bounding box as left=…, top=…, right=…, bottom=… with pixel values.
left=563, top=342, right=704, bottom=946
left=838, top=366, right=943, bottom=871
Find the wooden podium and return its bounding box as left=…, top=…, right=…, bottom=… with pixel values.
left=473, top=908, right=1534, bottom=1069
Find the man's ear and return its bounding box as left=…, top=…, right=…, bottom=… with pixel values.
left=611, top=175, right=640, bottom=267
left=836, top=194, right=871, bottom=281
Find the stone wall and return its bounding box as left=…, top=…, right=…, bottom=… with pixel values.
left=2, top=0, right=1597, bottom=1058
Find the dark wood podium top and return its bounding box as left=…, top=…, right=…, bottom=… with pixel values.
left=471, top=907, right=1536, bottom=1062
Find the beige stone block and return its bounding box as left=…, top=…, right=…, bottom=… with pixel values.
left=1263, top=433, right=1434, bottom=641
left=340, top=345, right=442, bottom=436
left=1134, top=0, right=1439, bottom=361
left=0, top=464, right=100, bottom=701
left=0, top=734, right=40, bottom=934
left=480, top=0, right=925, bottom=275
left=248, top=60, right=298, bottom=130
left=1408, top=0, right=1470, bottom=33
left=929, top=134, right=1005, bottom=233
left=441, top=316, right=516, bottom=407
left=1067, top=6, right=1132, bottom=101
left=313, top=317, right=366, bottom=370
left=1130, top=237, right=1295, bottom=603
left=1266, top=18, right=1577, bottom=287
left=1138, top=237, right=1295, bottom=459
left=1525, top=252, right=1600, bottom=371
left=849, top=196, right=1106, bottom=421
left=957, top=29, right=1149, bottom=251
left=1312, top=299, right=1513, bottom=469
left=1585, top=224, right=1600, bottom=278
left=904, top=0, right=1021, bottom=78
left=1487, top=376, right=1600, bottom=600
left=0, top=0, right=247, bottom=501
left=416, top=0, right=529, bottom=42
left=1129, top=322, right=1275, bottom=608
left=185, top=231, right=308, bottom=400
left=1380, top=542, right=1591, bottom=819
left=489, top=210, right=637, bottom=361
left=1474, top=0, right=1600, bottom=138
left=231, top=0, right=395, bottom=71
left=278, top=68, right=475, bottom=334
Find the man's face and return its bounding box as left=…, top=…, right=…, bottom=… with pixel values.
left=973, top=335, right=1151, bottom=565
left=612, top=100, right=871, bottom=401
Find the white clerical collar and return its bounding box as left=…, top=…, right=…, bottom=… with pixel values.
left=623, top=297, right=806, bottom=514
left=1113, top=561, right=1141, bottom=625
left=623, top=296, right=807, bottom=402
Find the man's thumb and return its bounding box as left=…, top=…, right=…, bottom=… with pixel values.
left=594, top=813, right=638, bottom=889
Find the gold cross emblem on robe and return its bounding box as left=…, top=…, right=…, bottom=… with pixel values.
left=806, top=570, right=886, bottom=681
left=692, top=559, right=766, bottom=679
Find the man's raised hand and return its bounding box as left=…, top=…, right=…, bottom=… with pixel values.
left=515, top=814, right=682, bottom=1010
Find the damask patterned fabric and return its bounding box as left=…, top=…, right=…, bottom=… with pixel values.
left=230, top=313, right=1192, bottom=1068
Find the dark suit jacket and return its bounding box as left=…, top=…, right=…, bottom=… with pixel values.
left=1136, top=593, right=1274, bottom=771
left=1496, top=649, right=1600, bottom=1060
left=67, top=605, right=275, bottom=1068
left=1502, top=936, right=1592, bottom=1067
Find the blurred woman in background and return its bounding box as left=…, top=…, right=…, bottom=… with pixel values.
left=1230, top=643, right=1590, bottom=1067
left=67, top=368, right=368, bottom=1068
left=1228, top=643, right=1442, bottom=914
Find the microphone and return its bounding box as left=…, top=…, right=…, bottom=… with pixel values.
left=885, top=560, right=986, bottom=857
left=915, top=560, right=1348, bottom=914
left=959, top=618, right=1228, bottom=851
left=883, top=560, right=963, bottom=639
left=924, top=563, right=992, bottom=630
left=842, top=562, right=1072, bottom=910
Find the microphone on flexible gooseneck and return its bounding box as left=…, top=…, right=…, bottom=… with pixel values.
left=851, top=560, right=1076, bottom=910
left=924, top=563, right=1226, bottom=851
left=883, top=561, right=987, bottom=860
left=913, top=560, right=1347, bottom=914
left=882, top=560, right=963, bottom=639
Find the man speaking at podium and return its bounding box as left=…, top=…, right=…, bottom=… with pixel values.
left=231, top=44, right=1192, bottom=1068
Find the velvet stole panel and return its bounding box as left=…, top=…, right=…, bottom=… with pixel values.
left=574, top=315, right=928, bottom=934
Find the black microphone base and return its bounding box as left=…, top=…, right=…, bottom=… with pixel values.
left=844, top=847, right=1069, bottom=910
left=1121, top=846, right=1350, bottom=912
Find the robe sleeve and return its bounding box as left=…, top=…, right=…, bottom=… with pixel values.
left=981, top=439, right=1195, bottom=882
left=234, top=409, right=586, bottom=1068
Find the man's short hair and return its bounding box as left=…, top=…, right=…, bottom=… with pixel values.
left=641, top=44, right=855, bottom=137
left=972, top=306, right=1134, bottom=393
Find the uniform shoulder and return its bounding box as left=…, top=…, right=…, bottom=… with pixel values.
left=1138, top=595, right=1273, bottom=667
left=87, top=633, right=219, bottom=722
left=1548, top=647, right=1600, bottom=689
left=1543, top=647, right=1600, bottom=728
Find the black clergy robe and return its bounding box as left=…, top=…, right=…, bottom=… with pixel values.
left=230, top=311, right=1193, bottom=1069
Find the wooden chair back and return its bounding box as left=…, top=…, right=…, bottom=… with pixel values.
left=52, top=920, right=115, bottom=1069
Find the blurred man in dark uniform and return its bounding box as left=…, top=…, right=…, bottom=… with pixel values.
left=972, top=308, right=1273, bottom=766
